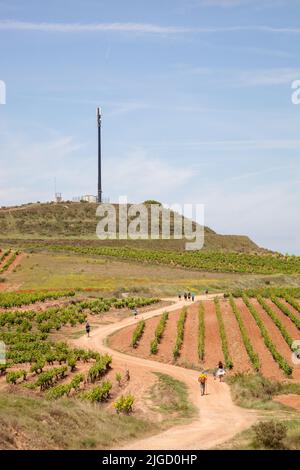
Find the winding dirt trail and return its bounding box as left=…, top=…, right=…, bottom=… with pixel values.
left=73, top=295, right=257, bottom=450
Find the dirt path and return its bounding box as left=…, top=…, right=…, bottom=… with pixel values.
left=73, top=295, right=257, bottom=450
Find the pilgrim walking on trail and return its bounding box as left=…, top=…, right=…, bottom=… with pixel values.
left=198, top=373, right=208, bottom=396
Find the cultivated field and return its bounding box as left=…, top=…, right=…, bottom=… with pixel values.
left=110, top=293, right=300, bottom=382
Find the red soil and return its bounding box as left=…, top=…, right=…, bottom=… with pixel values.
left=280, top=298, right=300, bottom=319
left=235, top=298, right=285, bottom=381
left=266, top=299, right=300, bottom=340
left=155, top=309, right=181, bottom=364
left=109, top=309, right=182, bottom=364
left=108, top=299, right=300, bottom=382
left=0, top=252, right=11, bottom=269
left=179, top=302, right=200, bottom=368
left=130, top=315, right=160, bottom=357
left=221, top=299, right=252, bottom=373
left=203, top=300, right=223, bottom=370
left=251, top=299, right=299, bottom=380
left=273, top=394, right=300, bottom=412
left=4, top=252, right=25, bottom=274
left=109, top=322, right=137, bottom=354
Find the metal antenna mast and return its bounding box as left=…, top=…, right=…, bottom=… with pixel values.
left=97, top=107, right=102, bottom=203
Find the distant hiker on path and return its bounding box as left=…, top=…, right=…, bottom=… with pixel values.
left=85, top=321, right=91, bottom=338
left=214, top=361, right=226, bottom=382
left=133, top=308, right=138, bottom=318
left=184, top=292, right=187, bottom=301
left=205, top=289, right=209, bottom=295
left=192, top=294, right=195, bottom=302
left=198, top=373, right=207, bottom=396
left=178, top=293, right=182, bottom=300
left=188, top=292, right=191, bottom=300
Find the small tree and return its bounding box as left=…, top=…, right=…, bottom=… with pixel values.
left=116, top=372, right=122, bottom=387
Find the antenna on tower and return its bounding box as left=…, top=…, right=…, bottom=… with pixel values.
left=54, top=177, right=62, bottom=203
left=97, top=107, right=102, bottom=203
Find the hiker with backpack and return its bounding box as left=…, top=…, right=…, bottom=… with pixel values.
left=198, top=373, right=208, bottom=396
left=85, top=321, right=91, bottom=338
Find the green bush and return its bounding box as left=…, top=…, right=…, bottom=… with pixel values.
left=198, top=302, right=205, bottom=361
left=173, top=307, right=187, bottom=360
left=6, top=369, right=26, bottom=384
left=150, top=339, right=158, bottom=355
left=131, top=320, right=145, bottom=348
left=87, top=354, right=112, bottom=383
left=81, top=381, right=112, bottom=402
left=150, top=311, right=168, bottom=354
left=253, top=420, right=287, bottom=449
left=114, top=394, right=134, bottom=414
left=115, top=372, right=122, bottom=386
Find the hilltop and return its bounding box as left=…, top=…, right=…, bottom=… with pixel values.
left=0, top=201, right=262, bottom=253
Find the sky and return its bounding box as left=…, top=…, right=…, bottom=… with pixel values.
left=1, top=0, right=300, bottom=254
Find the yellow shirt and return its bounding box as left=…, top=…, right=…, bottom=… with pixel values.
left=198, top=374, right=207, bottom=383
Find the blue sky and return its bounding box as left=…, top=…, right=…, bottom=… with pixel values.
left=1, top=0, right=300, bottom=253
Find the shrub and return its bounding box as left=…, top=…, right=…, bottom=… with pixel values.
left=116, top=372, right=122, bottom=386
left=150, top=311, right=168, bottom=354
left=150, top=338, right=158, bottom=354
left=30, top=359, right=45, bottom=374
left=253, top=420, right=287, bottom=449
left=6, top=369, right=26, bottom=384
left=114, top=394, right=134, bottom=414
left=81, top=381, right=112, bottom=402
left=67, top=354, right=77, bottom=372
left=131, top=320, right=145, bottom=348
left=87, top=354, right=112, bottom=383
left=198, top=302, right=205, bottom=361
left=46, top=373, right=84, bottom=399
left=173, top=307, right=187, bottom=360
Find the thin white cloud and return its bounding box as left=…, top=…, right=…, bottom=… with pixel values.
left=198, top=0, right=284, bottom=7
left=236, top=68, right=300, bottom=86
left=1, top=20, right=300, bottom=35
left=0, top=20, right=190, bottom=34
left=185, top=66, right=300, bottom=86
left=172, top=139, right=300, bottom=151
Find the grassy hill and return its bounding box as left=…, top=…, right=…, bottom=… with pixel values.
left=0, top=201, right=262, bottom=253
